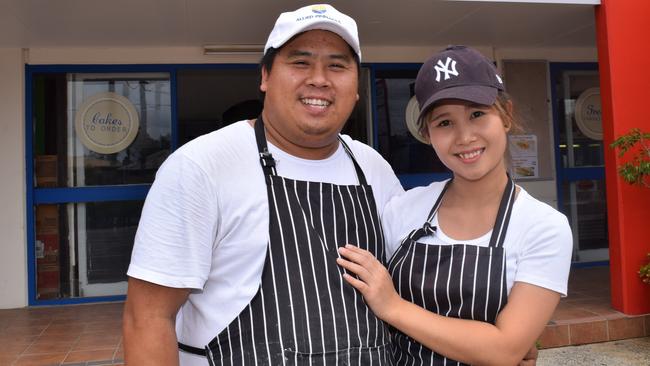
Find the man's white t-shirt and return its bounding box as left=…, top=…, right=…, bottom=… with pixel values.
left=127, top=121, right=403, bottom=365
left=382, top=179, right=573, bottom=296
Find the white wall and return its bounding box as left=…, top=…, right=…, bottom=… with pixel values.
left=0, top=48, right=27, bottom=309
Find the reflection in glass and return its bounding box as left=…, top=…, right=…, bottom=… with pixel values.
left=34, top=201, right=144, bottom=299
left=68, top=73, right=171, bottom=186
left=561, top=180, right=608, bottom=254
left=556, top=73, right=604, bottom=168
left=32, top=72, right=172, bottom=187
left=553, top=69, right=608, bottom=263
left=375, top=70, right=448, bottom=175
left=34, top=204, right=64, bottom=300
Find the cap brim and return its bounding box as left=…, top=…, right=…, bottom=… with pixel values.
left=417, top=85, right=499, bottom=123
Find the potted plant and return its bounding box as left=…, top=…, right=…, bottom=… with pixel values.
left=610, top=128, right=650, bottom=284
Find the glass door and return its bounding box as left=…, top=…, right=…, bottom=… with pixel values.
left=28, top=68, right=173, bottom=303
left=551, top=63, right=608, bottom=263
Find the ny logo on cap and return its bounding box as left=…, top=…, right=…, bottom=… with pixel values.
left=434, top=57, right=459, bottom=82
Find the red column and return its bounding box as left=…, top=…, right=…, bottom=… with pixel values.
left=596, top=0, right=650, bottom=315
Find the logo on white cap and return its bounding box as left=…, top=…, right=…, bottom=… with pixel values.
left=311, top=5, right=327, bottom=14
left=434, top=57, right=459, bottom=82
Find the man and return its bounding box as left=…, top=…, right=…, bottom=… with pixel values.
left=123, top=4, right=403, bottom=365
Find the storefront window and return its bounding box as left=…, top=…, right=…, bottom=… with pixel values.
left=375, top=69, right=448, bottom=176
left=557, top=72, right=605, bottom=169
left=33, top=72, right=172, bottom=187
left=552, top=65, right=608, bottom=263
left=30, top=70, right=172, bottom=301
left=560, top=180, right=608, bottom=262
left=176, top=67, right=371, bottom=146
left=34, top=201, right=144, bottom=299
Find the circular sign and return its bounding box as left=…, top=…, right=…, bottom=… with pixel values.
left=405, top=96, right=429, bottom=144
left=574, top=87, right=602, bottom=140
left=74, top=92, right=140, bottom=154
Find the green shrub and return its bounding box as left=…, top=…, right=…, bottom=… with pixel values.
left=610, top=128, right=650, bottom=188
left=611, top=129, right=650, bottom=285
left=640, top=253, right=650, bottom=285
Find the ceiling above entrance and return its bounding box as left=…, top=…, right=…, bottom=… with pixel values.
left=0, top=0, right=597, bottom=49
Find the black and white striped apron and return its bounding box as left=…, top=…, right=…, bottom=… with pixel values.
left=179, top=117, right=391, bottom=365
left=387, top=177, right=515, bottom=366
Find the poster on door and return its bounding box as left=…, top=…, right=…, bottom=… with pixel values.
left=509, top=134, right=538, bottom=179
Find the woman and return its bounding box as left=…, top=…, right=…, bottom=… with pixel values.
left=337, top=45, right=572, bottom=366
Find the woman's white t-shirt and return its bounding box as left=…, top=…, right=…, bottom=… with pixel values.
left=382, top=179, right=573, bottom=296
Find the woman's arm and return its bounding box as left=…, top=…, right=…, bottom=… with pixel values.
left=337, top=245, right=558, bottom=366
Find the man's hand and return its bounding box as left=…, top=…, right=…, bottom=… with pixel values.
left=336, top=244, right=402, bottom=320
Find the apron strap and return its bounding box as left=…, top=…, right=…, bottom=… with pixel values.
left=488, top=174, right=516, bottom=248
left=407, top=179, right=452, bottom=242
left=339, top=137, right=368, bottom=186
left=253, top=116, right=368, bottom=185
left=408, top=175, right=515, bottom=246
left=178, top=341, right=208, bottom=356
left=425, top=179, right=452, bottom=223
left=254, top=116, right=277, bottom=176
left=406, top=221, right=437, bottom=242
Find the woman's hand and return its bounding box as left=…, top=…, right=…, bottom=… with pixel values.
left=336, top=244, right=403, bottom=320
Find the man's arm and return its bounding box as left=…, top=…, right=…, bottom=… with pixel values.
left=123, top=277, right=191, bottom=366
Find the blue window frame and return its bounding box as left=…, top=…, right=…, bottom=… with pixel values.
left=549, top=62, right=602, bottom=210
left=25, top=63, right=259, bottom=305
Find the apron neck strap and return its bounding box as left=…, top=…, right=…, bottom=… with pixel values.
left=338, top=137, right=367, bottom=186
left=488, top=174, right=516, bottom=248
left=253, top=116, right=368, bottom=185
left=421, top=175, right=516, bottom=248
left=425, top=179, right=452, bottom=223
left=254, top=116, right=277, bottom=176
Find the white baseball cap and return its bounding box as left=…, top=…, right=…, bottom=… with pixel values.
left=264, top=4, right=361, bottom=60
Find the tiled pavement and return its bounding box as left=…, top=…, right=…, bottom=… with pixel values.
left=0, top=303, right=123, bottom=366
left=537, top=266, right=650, bottom=349
left=0, top=265, right=648, bottom=365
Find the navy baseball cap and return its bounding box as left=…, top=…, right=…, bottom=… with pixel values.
left=413, top=45, right=505, bottom=139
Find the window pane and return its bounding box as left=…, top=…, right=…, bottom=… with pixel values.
left=555, top=72, right=604, bottom=168
left=375, top=70, right=448, bottom=175
left=176, top=67, right=371, bottom=146
left=561, top=179, right=608, bottom=260
left=35, top=201, right=143, bottom=299
left=35, top=204, right=65, bottom=300
left=32, top=72, right=172, bottom=187
left=177, top=68, right=261, bottom=145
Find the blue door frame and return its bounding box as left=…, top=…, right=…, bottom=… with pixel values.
left=549, top=62, right=608, bottom=266
left=25, top=63, right=259, bottom=305
left=549, top=62, right=602, bottom=212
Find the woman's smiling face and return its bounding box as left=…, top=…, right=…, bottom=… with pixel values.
left=425, top=99, right=510, bottom=183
